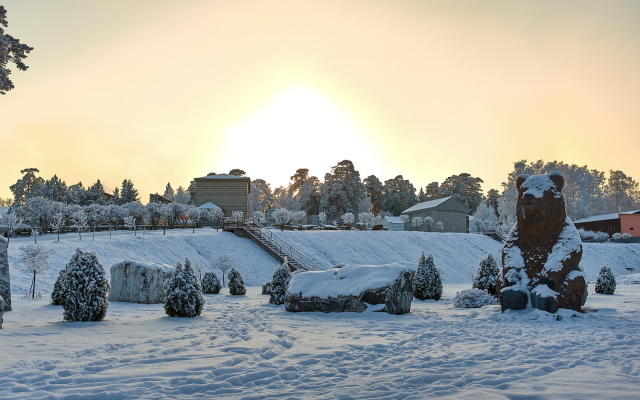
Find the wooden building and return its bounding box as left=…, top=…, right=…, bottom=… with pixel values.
left=193, top=173, right=251, bottom=217
left=573, top=210, right=640, bottom=237
left=401, top=196, right=470, bottom=233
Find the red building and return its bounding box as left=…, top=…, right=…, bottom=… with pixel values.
left=573, top=210, right=640, bottom=237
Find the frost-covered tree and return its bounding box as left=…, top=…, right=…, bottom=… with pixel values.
left=71, top=209, right=89, bottom=240
left=605, top=170, right=639, bottom=213
left=252, top=210, right=266, bottom=224
left=472, top=201, right=499, bottom=233
left=9, top=168, right=43, bottom=206
left=319, top=160, right=367, bottom=221
left=50, top=211, right=66, bottom=242
left=595, top=264, right=616, bottom=295
left=436, top=221, right=444, bottom=232
left=228, top=268, right=246, bottom=295
left=424, top=216, right=433, bottom=232
left=207, top=207, right=224, bottom=231
left=87, top=204, right=106, bottom=241
left=163, top=183, right=175, bottom=202
left=231, top=210, right=243, bottom=224
left=292, top=211, right=306, bottom=228
left=341, top=212, right=355, bottom=229
left=185, top=206, right=203, bottom=232
left=201, top=272, right=222, bottom=294
left=212, top=254, right=236, bottom=287
left=62, top=248, right=110, bottom=321
left=472, top=253, right=500, bottom=297
left=164, top=258, right=205, bottom=317
left=269, top=257, right=291, bottom=305
left=453, top=288, right=498, bottom=308
left=123, top=215, right=136, bottom=236
left=318, top=211, right=327, bottom=225
left=51, top=269, right=67, bottom=306
left=249, top=179, right=272, bottom=214
left=437, top=173, right=484, bottom=213
left=0, top=213, right=22, bottom=247
left=159, top=204, right=172, bottom=234
left=399, top=214, right=409, bottom=229
left=0, top=6, right=34, bottom=95
left=383, top=175, right=418, bottom=216
left=145, top=203, right=161, bottom=230
left=15, top=243, right=56, bottom=298
left=411, top=216, right=424, bottom=231
left=175, top=186, right=190, bottom=204
left=119, top=179, right=140, bottom=204
left=273, top=208, right=292, bottom=230
left=412, top=251, right=443, bottom=300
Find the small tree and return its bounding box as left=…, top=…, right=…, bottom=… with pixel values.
left=252, top=210, right=266, bottom=224
left=159, top=204, right=172, bottom=234
left=63, top=248, right=110, bottom=321
left=51, top=269, right=67, bottom=305
left=164, top=258, right=205, bottom=317
left=212, top=254, right=236, bottom=287
left=318, top=211, right=327, bottom=225
left=72, top=209, right=89, bottom=240
left=192, top=258, right=206, bottom=282
left=50, top=212, right=66, bottom=242
left=595, top=264, right=616, bottom=295
left=0, top=213, right=22, bottom=246
left=15, top=243, right=56, bottom=298
left=436, top=221, right=444, bottom=232
left=273, top=208, right=291, bottom=231
left=123, top=215, right=137, bottom=236
left=412, top=251, right=443, bottom=300
left=411, top=216, right=424, bottom=231
left=269, top=257, right=291, bottom=305
left=208, top=208, right=224, bottom=231
left=228, top=268, right=246, bottom=295
left=185, top=206, right=203, bottom=233
left=201, top=271, right=222, bottom=294
left=399, top=214, right=409, bottom=229
left=472, top=252, right=500, bottom=297
left=292, top=211, right=306, bottom=229
left=341, top=212, right=355, bottom=230
left=424, top=216, right=433, bottom=232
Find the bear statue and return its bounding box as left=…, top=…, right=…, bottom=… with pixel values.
left=496, top=171, right=585, bottom=313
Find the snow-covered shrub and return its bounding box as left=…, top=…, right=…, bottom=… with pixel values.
left=595, top=231, right=610, bottom=243
left=472, top=252, right=500, bottom=297
left=453, top=288, right=498, bottom=308
left=594, top=264, right=616, bottom=295
left=412, top=251, right=443, bottom=300
left=63, top=248, right=111, bottom=322
left=578, top=228, right=597, bottom=241
left=622, top=233, right=632, bottom=239
left=269, top=257, right=291, bottom=305
left=201, top=272, right=222, bottom=294
left=164, top=258, right=205, bottom=317
left=228, top=268, right=246, bottom=295
left=612, top=232, right=622, bottom=240
left=51, top=269, right=67, bottom=305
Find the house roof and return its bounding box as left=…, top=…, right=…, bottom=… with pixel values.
left=402, top=196, right=469, bottom=214
left=198, top=202, right=221, bottom=209
left=383, top=216, right=404, bottom=224
left=194, top=173, right=250, bottom=180
left=574, top=210, right=640, bottom=224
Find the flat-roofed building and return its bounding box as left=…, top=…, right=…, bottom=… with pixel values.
left=193, top=173, right=251, bottom=217
left=573, top=210, right=640, bottom=237
left=401, top=196, right=470, bottom=233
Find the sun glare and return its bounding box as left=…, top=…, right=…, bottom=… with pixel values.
left=218, top=86, right=382, bottom=186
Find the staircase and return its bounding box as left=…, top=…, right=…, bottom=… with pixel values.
left=223, top=218, right=322, bottom=272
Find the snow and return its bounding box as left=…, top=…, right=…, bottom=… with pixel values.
left=402, top=196, right=452, bottom=213
left=543, top=217, right=583, bottom=273
left=520, top=174, right=561, bottom=198
left=287, top=264, right=408, bottom=298
left=531, top=284, right=558, bottom=298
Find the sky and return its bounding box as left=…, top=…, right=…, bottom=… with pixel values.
left=1, top=0, right=639, bottom=202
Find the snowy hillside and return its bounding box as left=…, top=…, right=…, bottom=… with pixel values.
left=274, top=230, right=640, bottom=282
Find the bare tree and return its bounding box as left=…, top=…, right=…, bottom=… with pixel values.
left=0, top=213, right=22, bottom=247
left=14, top=244, right=56, bottom=298
left=212, top=254, right=236, bottom=287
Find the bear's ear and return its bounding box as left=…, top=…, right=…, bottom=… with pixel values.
left=516, top=174, right=529, bottom=190
left=549, top=171, right=564, bottom=191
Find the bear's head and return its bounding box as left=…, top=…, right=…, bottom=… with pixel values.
left=515, top=171, right=566, bottom=234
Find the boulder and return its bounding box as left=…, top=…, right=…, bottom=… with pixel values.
left=0, top=235, right=10, bottom=311
left=262, top=281, right=271, bottom=295
left=108, top=261, right=174, bottom=304
left=285, top=264, right=414, bottom=315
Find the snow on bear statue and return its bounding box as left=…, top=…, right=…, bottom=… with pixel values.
left=496, top=171, right=585, bottom=313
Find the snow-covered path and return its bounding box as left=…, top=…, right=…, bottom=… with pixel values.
left=2, top=283, right=639, bottom=399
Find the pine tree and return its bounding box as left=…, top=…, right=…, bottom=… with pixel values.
left=164, top=258, right=205, bottom=317
left=62, top=248, right=110, bottom=321
left=595, top=264, right=616, bottom=295
left=51, top=269, right=67, bottom=305
left=412, top=251, right=443, bottom=300
left=120, top=179, right=140, bottom=204
left=228, top=268, right=246, bottom=295
left=472, top=252, right=500, bottom=297
left=269, top=257, right=292, bottom=305
left=202, top=272, right=222, bottom=294
left=1, top=6, right=34, bottom=95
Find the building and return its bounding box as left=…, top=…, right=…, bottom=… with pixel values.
left=382, top=216, right=405, bottom=231
left=573, top=210, right=640, bottom=237
left=149, top=193, right=173, bottom=204
left=401, top=196, right=470, bottom=233
left=193, top=173, right=251, bottom=217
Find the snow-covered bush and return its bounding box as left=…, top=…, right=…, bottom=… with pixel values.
left=412, top=251, right=443, bottom=300
left=164, top=258, right=205, bottom=317
left=436, top=221, right=444, bottom=232
left=622, top=233, right=632, bottom=239
left=51, top=269, right=67, bottom=306
left=341, top=212, right=355, bottom=229
left=594, top=264, right=616, bottom=295
left=318, top=212, right=327, bottom=225
left=63, top=248, right=111, bottom=322
left=472, top=252, right=500, bottom=297
left=201, top=272, right=222, bottom=294
left=228, top=268, right=246, bottom=295
left=595, top=231, right=610, bottom=243
left=578, top=228, right=597, bottom=241
left=612, top=232, right=622, bottom=240
left=411, top=216, right=424, bottom=231
left=269, top=257, right=291, bottom=305
left=273, top=208, right=291, bottom=230
left=453, top=288, right=498, bottom=308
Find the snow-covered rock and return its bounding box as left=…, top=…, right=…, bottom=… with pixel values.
left=0, top=294, right=4, bottom=328
left=0, top=235, right=10, bottom=311
left=108, top=261, right=174, bottom=304
left=284, top=264, right=414, bottom=315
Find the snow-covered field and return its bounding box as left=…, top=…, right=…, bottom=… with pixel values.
left=2, top=229, right=640, bottom=399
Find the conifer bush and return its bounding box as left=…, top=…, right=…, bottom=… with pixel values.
left=63, top=248, right=110, bottom=322
left=595, top=264, right=616, bottom=295
left=228, top=268, right=246, bottom=295
left=269, top=257, right=292, bottom=305
left=453, top=288, right=498, bottom=308
left=472, top=252, right=500, bottom=297
left=51, top=269, right=67, bottom=306
left=164, top=258, right=205, bottom=317
left=201, top=271, right=222, bottom=294
left=412, top=251, right=443, bottom=300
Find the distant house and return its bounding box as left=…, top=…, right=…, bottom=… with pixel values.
left=194, top=173, right=251, bottom=217
left=573, top=210, right=640, bottom=237
left=401, top=196, right=470, bottom=233
left=383, top=216, right=405, bottom=231
left=149, top=193, right=173, bottom=204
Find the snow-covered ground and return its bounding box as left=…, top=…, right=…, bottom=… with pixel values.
left=2, top=229, right=640, bottom=398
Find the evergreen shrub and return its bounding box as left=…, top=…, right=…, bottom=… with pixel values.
left=413, top=251, right=443, bottom=300
left=202, top=272, right=222, bottom=294
left=595, top=264, right=616, bottom=295
left=472, top=252, right=500, bottom=297
left=164, top=258, right=205, bottom=317
left=269, top=257, right=291, bottom=305
left=228, top=268, right=246, bottom=295
left=63, top=248, right=110, bottom=322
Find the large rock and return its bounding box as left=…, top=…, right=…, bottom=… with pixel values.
left=0, top=235, right=10, bottom=311
left=284, top=264, right=414, bottom=315
left=496, top=172, right=585, bottom=313
left=108, top=261, right=174, bottom=304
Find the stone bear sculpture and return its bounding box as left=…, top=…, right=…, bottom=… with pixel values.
left=496, top=171, right=585, bottom=313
